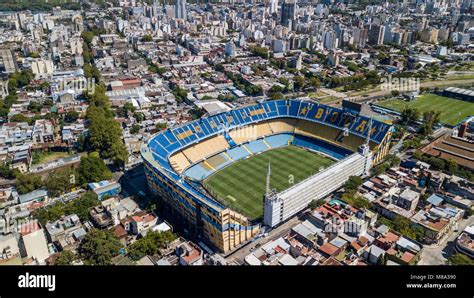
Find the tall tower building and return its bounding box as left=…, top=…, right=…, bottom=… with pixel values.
left=0, top=48, right=18, bottom=74
left=175, top=0, right=187, bottom=20
left=368, top=25, right=385, bottom=46
left=280, top=0, right=296, bottom=29
left=269, top=0, right=278, bottom=14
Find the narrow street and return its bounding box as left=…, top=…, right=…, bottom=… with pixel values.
left=418, top=216, right=474, bottom=265
left=224, top=213, right=305, bottom=264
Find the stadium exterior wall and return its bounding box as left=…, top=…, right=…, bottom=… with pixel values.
left=264, top=151, right=371, bottom=228
left=142, top=149, right=260, bottom=253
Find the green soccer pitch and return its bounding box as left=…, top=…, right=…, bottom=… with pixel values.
left=376, top=93, right=474, bottom=126
left=203, top=146, right=335, bottom=220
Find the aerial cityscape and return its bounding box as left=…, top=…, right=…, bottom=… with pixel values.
left=0, top=0, right=473, bottom=267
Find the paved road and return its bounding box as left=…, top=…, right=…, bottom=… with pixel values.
left=224, top=213, right=305, bottom=264
left=418, top=216, right=474, bottom=265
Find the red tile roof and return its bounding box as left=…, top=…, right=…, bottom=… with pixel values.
left=19, top=221, right=41, bottom=236
left=401, top=251, right=415, bottom=263
left=319, top=243, right=339, bottom=256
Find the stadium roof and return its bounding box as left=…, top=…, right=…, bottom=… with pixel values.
left=445, top=87, right=474, bottom=97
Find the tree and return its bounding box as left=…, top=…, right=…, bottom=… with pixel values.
left=171, top=87, right=188, bottom=102
left=249, top=45, right=269, bottom=59
left=64, top=111, right=80, bottom=123
left=308, top=77, right=321, bottom=89
left=15, top=173, right=43, bottom=194
left=156, top=123, right=167, bottom=130
left=217, top=94, right=236, bottom=102
left=85, top=85, right=128, bottom=167
left=142, top=34, right=153, bottom=42
left=385, top=154, right=401, bottom=167
left=344, top=176, right=363, bottom=192
left=10, top=114, right=32, bottom=124
left=341, top=194, right=372, bottom=209
left=189, top=107, right=204, bottom=120
left=33, top=191, right=99, bottom=225
left=77, top=153, right=113, bottom=185
left=45, top=167, right=76, bottom=197
left=400, top=107, right=420, bottom=124
left=0, top=162, right=16, bottom=179
left=270, top=92, right=284, bottom=100
left=446, top=159, right=458, bottom=174
left=308, top=199, right=324, bottom=209
left=134, top=112, right=144, bottom=122
left=446, top=253, right=474, bottom=265
left=79, top=229, right=122, bottom=265
left=294, top=75, right=305, bottom=91
left=55, top=250, right=77, bottom=265
left=376, top=253, right=386, bottom=265
left=81, top=31, right=95, bottom=45
left=27, top=101, right=41, bottom=113
left=378, top=215, right=425, bottom=242
left=246, top=84, right=263, bottom=96
left=149, top=64, right=167, bottom=75
left=127, top=231, right=177, bottom=261
left=130, top=124, right=140, bottom=134
left=83, top=63, right=101, bottom=82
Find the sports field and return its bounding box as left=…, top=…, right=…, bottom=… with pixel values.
left=376, top=93, right=474, bottom=126
left=203, top=146, right=335, bottom=220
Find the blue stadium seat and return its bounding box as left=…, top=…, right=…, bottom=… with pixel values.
left=265, top=133, right=292, bottom=148
left=292, top=134, right=353, bottom=160
left=288, top=100, right=300, bottom=116
left=226, top=146, right=251, bottom=161
left=262, top=101, right=278, bottom=118
left=201, top=118, right=217, bottom=135
left=184, top=163, right=214, bottom=180
left=213, top=153, right=232, bottom=171
left=276, top=100, right=288, bottom=116
left=230, top=110, right=244, bottom=126
left=223, top=131, right=237, bottom=147
left=246, top=139, right=268, bottom=154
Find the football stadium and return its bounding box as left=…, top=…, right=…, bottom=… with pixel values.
left=141, top=99, right=393, bottom=252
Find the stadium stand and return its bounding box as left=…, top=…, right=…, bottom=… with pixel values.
left=246, top=139, right=268, bottom=154
left=182, top=135, right=229, bottom=163
left=292, top=135, right=352, bottom=160
left=169, top=152, right=191, bottom=173
left=207, top=153, right=232, bottom=171
left=295, top=119, right=340, bottom=144
left=255, top=122, right=273, bottom=137
left=229, top=126, right=257, bottom=144
left=226, top=145, right=251, bottom=161
left=265, top=134, right=293, bottom=148
left=268, top=118, right=297, bottom=133
left=184, top=164, right=213, bottom=180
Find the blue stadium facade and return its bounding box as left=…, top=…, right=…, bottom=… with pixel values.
left=141, top=99, right=393, bottom=252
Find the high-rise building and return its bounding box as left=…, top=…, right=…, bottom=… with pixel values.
left=280, top=0, right=296, bottom=29
left=269, top=0, right=278, bottom=14
left=0, top=48, right=18, bottom=74
left=368, top=25, right=385, bottom=46
left=175, top=0, right=187, bottom=20
left=225, top=42, right=236, bottom=57
left=323, top=31, right=338, bottom=50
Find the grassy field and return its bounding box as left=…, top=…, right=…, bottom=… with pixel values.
left=376, top=93, right=474, bottom=126
left=203, top=146, right=335, bottom=220
left=32, top=151, right=74, bottom=165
